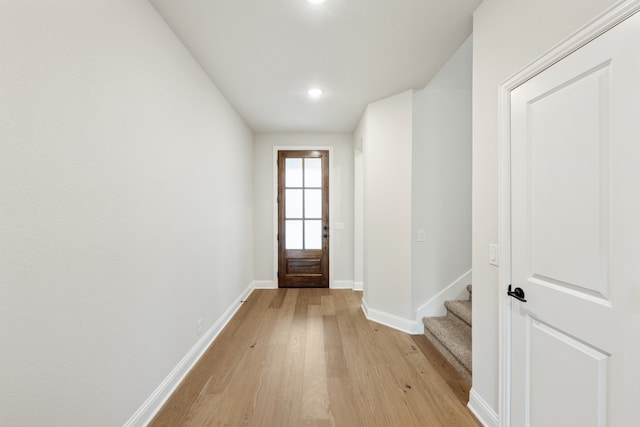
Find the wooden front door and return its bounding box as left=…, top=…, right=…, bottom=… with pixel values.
left=509, top=9, right=640, bottom=426
left=277, top=150, right=329, bottom=288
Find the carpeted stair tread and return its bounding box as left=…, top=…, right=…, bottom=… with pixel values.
left=422, top=283, right=474, bottom=383
left=444, top=300, right=472, bottom=327
left=422, top=316, right=472, bottom=374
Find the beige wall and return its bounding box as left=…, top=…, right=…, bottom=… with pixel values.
left=252, top=133, right=354, bottom=286
left=472, top=0, right=620, bottom=419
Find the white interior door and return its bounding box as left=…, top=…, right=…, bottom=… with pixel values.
left=510, top=11, right=640, bottom=427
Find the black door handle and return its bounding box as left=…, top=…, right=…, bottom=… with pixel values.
left=508, top=285, right=527, bottom=302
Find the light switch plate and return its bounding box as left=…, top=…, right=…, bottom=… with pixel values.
left=489, top=244, right=498, bottom=266
left=417, top=230, right=426, bottom=242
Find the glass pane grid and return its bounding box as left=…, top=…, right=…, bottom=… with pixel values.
left=305, top=189, right=322, bottom=219
left=305, top=158, right=322, bottom=187
left=284, top=156, right=323, bottom=250
left=285, top=158, right=303, bottom=187
left=286, top=220, right=303, bottom=249
left=305, top=220, right=322, bottom=250
left=285, top=189, right=303, bottom=219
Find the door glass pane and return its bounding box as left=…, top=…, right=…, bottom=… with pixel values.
left=305, top=189, right=322, bottom=218
left=305, top=220, right=322, bottom=249
left=305, top=158, right=322, bottom=187
left=285, top=189, right=303, bottom=218
left=286, top=220, right=303, bottom=249
left=285, top=158, right=303, bottom=187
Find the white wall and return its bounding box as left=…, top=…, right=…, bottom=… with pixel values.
left=0, top=1, right=253, bottom=425
left=357, top=39, right=472, bottom=331
left=353, top=147, right=364, bottom=291
left=472, top=0, right=619, bottom=419
left=253, top=133, right=354, bottom=287
left=411, top=36, right=472, bottom=312
left=353, top=118, right=367, bottom=293
left=361, top=91, right=414, bottom=321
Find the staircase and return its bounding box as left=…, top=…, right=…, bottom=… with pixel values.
left=422, top=284, right=472, bottom=383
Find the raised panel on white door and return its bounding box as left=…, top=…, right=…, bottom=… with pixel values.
left=527, top=64, right=610, bottom=301
left=526, top=317, right=609, bottom=427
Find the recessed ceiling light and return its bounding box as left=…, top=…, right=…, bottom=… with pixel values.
left=307, top=0, right=326, bottom=4
left=307, top=88, right=323, bottom=98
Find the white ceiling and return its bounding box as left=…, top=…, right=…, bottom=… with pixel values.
left=149, top=0, right=481, bottom=133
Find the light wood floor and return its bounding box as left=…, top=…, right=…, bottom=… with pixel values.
left=150, top=289, right=481, bottom=427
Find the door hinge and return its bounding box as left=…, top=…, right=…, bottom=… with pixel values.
left=277, top=271, right=280, bottom=278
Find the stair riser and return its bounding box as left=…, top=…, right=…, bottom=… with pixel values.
left=421, top=284, right=473, bottom=384
left=444, top=300, right=472, bottom=328
left=446, top=310, right=472, bottom=330
left=424, top=328, right=472, bottom=383
left=423, top=317, right=472, bottom=372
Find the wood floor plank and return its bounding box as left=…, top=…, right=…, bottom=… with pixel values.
left=149, top=291, right=273, bottom=426
left=205, top=305, right=282, bottom=426
left=301, top=304, right=333, bottom=424
left=326, top=376, right=360, bottom=427
left=150, top=289, right=480, bottom=427
left=277, top=289, right=308, bottom=427
left=334, top=293, right=398, bottom=426
left=178, top=394, right=221, bottom=426
left=377, top=326, right=481, bottom=426
left=240, top=288, right=298, bottom=426
left=268, top=288, right=288, bottom=309
left=323, top=315, right=348, bottom=378
left=411, top=334, right=472, bottom=407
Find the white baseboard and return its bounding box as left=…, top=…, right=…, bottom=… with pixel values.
left=415, top=269, right=472, bottom=320
left=359, top=270, right=472, bottom=335
left=254, top=280, right=357, bottom=290
left=252, top=280, right=277, bottom=289
left=124, top=283, right=254, bottom=427
left=331, top=280, right=354, bottom=289
left=361, top=296, right=369, bottom=317
left=468, top=388, right=499, bottom=427
left=353, top=281, right=363, bottom=291
left=361, top=297, right=420, bottom=334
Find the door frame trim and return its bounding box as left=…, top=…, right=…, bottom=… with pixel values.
left=497, top=1, right=640, bottom=426
left=272, top=146, right=334, bottom=287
